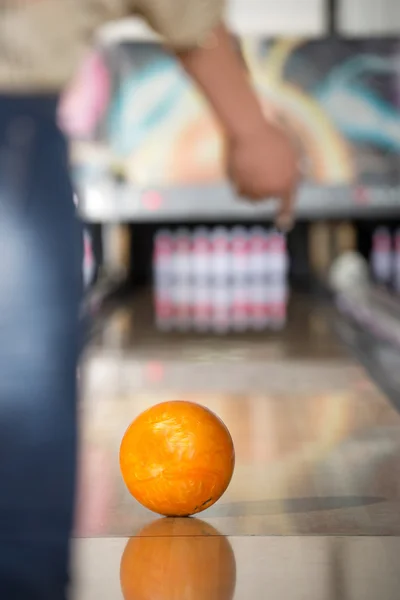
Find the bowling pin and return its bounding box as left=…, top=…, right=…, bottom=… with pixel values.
left=153, top=229, right=174, bottom=330
left=154, top=229, right=173, bottom=282
left=251, top=277, right=271, bottom=330
left=269, top=231, right=289, bottom=328
left=231, top=226, right=250, bottom=331
left=210, top=227, right=231, bottom=333
left=192, top=227, right=212, bottom=332
left=173, top=228, right=192, bottom=330
left=371, top=226, right=392, bottom=286
left=248, top=226, right=270, bottom=330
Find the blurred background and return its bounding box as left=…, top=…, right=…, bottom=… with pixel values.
left=68, top=0, right=400, bottom=373
left=69, top=1, right=400, bottom=598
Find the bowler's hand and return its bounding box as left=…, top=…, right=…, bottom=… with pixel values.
left=226, top=123, right=299, bottom=230
left=176, top=23, right=299, bottom=229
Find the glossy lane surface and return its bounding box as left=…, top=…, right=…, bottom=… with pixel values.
left=73, top=535, right=400, bottom=600
left=73, top=296, right=400, bottom=598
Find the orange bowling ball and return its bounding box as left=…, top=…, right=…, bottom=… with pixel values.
left=120, top=518, right=236, bottom=600
left=119, top=401, right=235, bottom=516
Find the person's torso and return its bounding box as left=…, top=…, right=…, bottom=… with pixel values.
left=0, top=0, right=128, bottom=92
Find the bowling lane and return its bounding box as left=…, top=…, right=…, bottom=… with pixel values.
left=73, top=293, right=400, bottom=598
left=73, top=535, right=400, bottom=600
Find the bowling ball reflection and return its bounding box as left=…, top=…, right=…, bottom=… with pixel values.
left=120, top=518, right=236, bottom=600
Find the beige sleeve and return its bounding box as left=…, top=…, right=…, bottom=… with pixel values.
left=132, top=0, right=225, bottom=48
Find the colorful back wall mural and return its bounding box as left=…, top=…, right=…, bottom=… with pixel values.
left=61, top=38, right=400, bottom=188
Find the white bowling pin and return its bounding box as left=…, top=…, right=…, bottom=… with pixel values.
left=231, top=226, right=250, bottom=331
left=249, top=226, right=269, bottom=329
left=192, top=227, right=212, bottom=331
left=173, top=228, right=192, bottom=330
left=211, top=227, right=231, bottom=333
left=153, top=229, right=174, bottom=330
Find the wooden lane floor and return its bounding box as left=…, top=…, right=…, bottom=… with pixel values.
left=73, top=297, right=400, bottom=598
left=75, top=386, right=400, bottom=537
